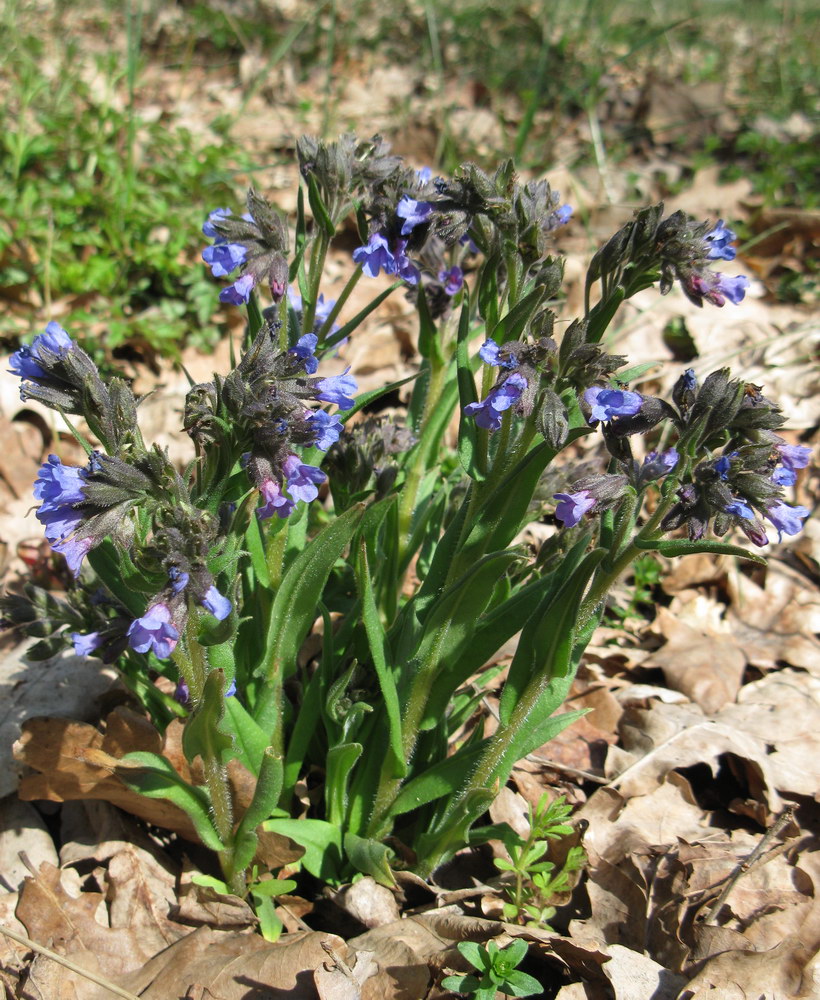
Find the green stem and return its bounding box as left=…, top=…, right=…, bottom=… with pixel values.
left=302, top=229, right=331, bottom=333
left=315, top=264, right=363, bottom=347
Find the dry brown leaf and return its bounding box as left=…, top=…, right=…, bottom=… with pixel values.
left=315, top=948, right=378, bottom=1000
left=0, top=794, right=58, bottom=891
left=600, top=943, right=685, bottom=1000
left=86, top=926, right=353, bottom=1000
left=683, top=938, right=810, bottom=999
left=332, top=877, right=400, bottom=929
left=645, top=607, right=746, bottom=713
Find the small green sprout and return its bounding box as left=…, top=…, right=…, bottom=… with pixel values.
left=494, top=794, right=585, bottom=928
left=441, top=939, right=541, bottom=999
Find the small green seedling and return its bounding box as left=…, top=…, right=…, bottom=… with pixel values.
left=441, top=939, right=542, bottom=999
left=495, top=794, right=585, bottom=928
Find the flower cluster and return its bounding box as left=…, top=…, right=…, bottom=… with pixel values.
left=202, top=190, right=290, bottom=305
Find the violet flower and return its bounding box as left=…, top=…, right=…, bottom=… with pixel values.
left=201, top=586, right=232, bottom=621
left=127, top=603, right=179, bottom=659
left=353, top=233, right=394, bottom=278
left=438, top=266, right=464, bottom=296
left=10, top=322, right=73, bottom=380
left=219, top=273, right=256, bottom=305
left=464, top=373, right=527, bottom=431
left=307, top=410, right=343, bottom=451
left=70, top=631, right=103, bottom=657
left=776, top=444, right=811, bottom=471
left=704, top=220, right=738, bottom=261
left=290, top=333, right=319, bottom=374
left=553, top=490, right=596, bottom=527
left=766, top=500, right=810, bottom=540
left=202, top=243, right=247, bottom=278
left=257, top=479, right=295, bottom=520
left=396, top=196, right=433, bottom=235
left=283, top=454, right=326, bottom=503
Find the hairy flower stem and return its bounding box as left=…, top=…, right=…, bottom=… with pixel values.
left=315, top=264, right=363, bottom=346
left=175, top=624, right=244, bottom=895
left=302, top=229, right=331, bottom=333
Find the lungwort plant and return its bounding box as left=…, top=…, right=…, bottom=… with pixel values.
left=2, top=135, right=810, bottom=918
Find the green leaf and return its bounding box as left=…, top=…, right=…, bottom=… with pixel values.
left=182, top=669, right=236, bottom=767
left=233, top=747, right=285, bottom=872
left=501, top=969, right=543, bottom=996
left=389, top=740, right=487, bottom=817
left=87, top=542, right=146, bottom=617
left=499, top=547, right=606, bottom=725
left=250, top=877, right=297, bottom=898
left=488, top=284, right=545, bottom=344
left=326, top=742, right=362, bottom=828
left=416, top=271, right=444, bottom=363
left=263, top=818, right=342, bottom=882
left=458, top=941, right=492, bottom=973
left=497, top=938, right=527, bottom=968
left=253, top=502, right=366, bottom=730
left=343, top=832, right=396, bottom=887
left=117, top=752, right=223, bottom=851
left=306, top=172, right=335, bottom=237
left=356, top=543, right=404, bottom=775
left=222, top=696, right=268, bottom=776
left=635, top=536, right=767, bottom=564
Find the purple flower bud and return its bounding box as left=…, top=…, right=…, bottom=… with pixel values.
left=203, top=207, right=232, bottom=241
left=553, top=490, right=596, bottom=527
left=202, top=242, right=247, bottom=278
left=353, top=233, right=394, bottom=278
left=464, top=372, right=527, bottom=431
left=283, top=454, right=326, bottom=503
left=70, top=631, right=103, bottom=657
left=584, top=386, right=644, bottom=424
left=396, top=196, right=433, bottom=235
left=766, top=500, right=810, bottom=539
left=219, top=273, right=256, bottom=305
left=174, top=678, right=190, bottom=706
left=168, top=567, right=189, bottom=595
left=127, top=603, right=179, bottom=660
left=776, top=444, right=811, bottom=471
left=726, top=499, right=754, bottom=520
left=201, top=585, right=232, bottom=621
left=257, top=479, right=295, bottom=520
left=438, top=266, right=464, bottom=296
left=642, top=448, right=679, bottom=481
left=554, top=204, right=573, bottom=225
left=704, top=220, right=738, bottom=261
left=683, top=369, right=697, bottom=391
left=290, top=333, right=319, bottom=374
left=315, top=369, right=358, bottom=410
left=307, top=409, right=343, bottom=451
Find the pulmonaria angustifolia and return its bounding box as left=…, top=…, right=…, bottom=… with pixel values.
left=202, top=190, right=290, bottom=304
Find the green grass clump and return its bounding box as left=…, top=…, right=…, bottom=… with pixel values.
left=0, top=3, right=248, bottom=363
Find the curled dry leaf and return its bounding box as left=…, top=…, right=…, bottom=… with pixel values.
left=332, top=877, right=400, bottom=929
left=0, top=794, right=58, bottom=891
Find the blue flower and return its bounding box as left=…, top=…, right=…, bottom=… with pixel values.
left=315, top=369, right=358, bottom=410
left=70, top=631, right=103, bottom=657
left=396, top=196, right=433, bottom=235
left=174, top=678, right=190, bottom=706
left=127, top=603, right=179, bottom=660
left=201, top=585, right=232, bottom=621
left=353, top=233, right=394, bottom=278
left=684, top=271, right=750, bottom=307
left=772, top=467, right=797, bottom=487
left=202, top=243, right=247, bottom=278
left=584, top=387, right=643, bottom=424
left=10, top=322, right=73, bottom=380
left=290, top=333, right=319, bottom=374
left=34, top=455, right=88, bottom=508
left=257, top=478, right=295, bottom=520
left=464, top=372, right=527, bottom=431
left=766, top=500, right=810, bottom=540
left=392, top=239, right=420, bottom=284
left=776, top=444, right=811, bottom=471
left=726, top=499, right=754, bottom=520
left=715, top=456, right=732, bottom=480
left=553, top=490, right=596, bottom=527
left=704, top=220, right=737, bottom=261
left=33, top=455, right=94, bottom=576
left=283, top=454, right=326, bottom=503
left=307, top=409, right=343, bottom=451
left=438, top=266, right=464, bottom=296
left=416, top=167, right=432, bottom=184
left=682, top=368, right=697, bottom=392
left=548, top=203, right=573, bottom=229
left=219, top=273, right=256, bottom=305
